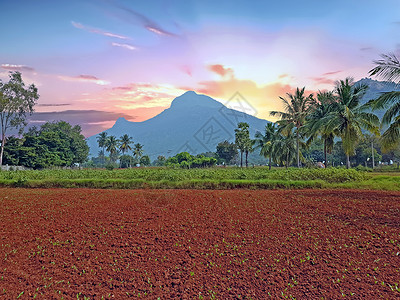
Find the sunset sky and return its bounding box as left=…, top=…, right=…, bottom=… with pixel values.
left=1, top=0, right=400, bottom=136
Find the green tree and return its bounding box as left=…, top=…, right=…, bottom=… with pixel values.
left=305, top=91, right=336, bottom=167
left=120, top=154, right=133, bottom=168
left=270, top=87, right=315, bottom=168
left=273, top=129, right=297, bottom=168
left=119, top=134, right=133, bottom=155
left=153, top=155, right=166, bottom=166
left=0, top=71, right=39, bottom=166
left=140, top=155, right=151, bottom=166
left=18, top=121, right=89, bottom=168
left=133, top=143, right=144, bottom=164
left=106, top=136, right=119, bottom=162
left=369, top=53, right=400, bottom=151
left=325, top=78, right=380, bottom=168
left=216, top=140, right=238, bottom=165
left=96, top=132, right=108, bottom=164
left=40, top=121, right=89, bottom=165
left=235, top=122, right=251, bottom=167
left=254, top=123, right=278, bottom=169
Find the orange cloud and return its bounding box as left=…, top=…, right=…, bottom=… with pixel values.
left=208, top=64, right=234, bottom=78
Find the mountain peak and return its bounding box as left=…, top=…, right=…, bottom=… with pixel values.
left=170, top=91, right=223, bottom=109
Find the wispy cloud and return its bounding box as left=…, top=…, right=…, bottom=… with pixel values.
left=112, top=4, right=176, bottom=37
left=1, top=64, right=35, bottom=72
left=310, top=77, right=336, bottom=85
left=37, top=103, right=71, bottom=107
left=58, top=74, right=110, bottom=85
left=111, top=42, right=137, bottom=50
left=71, top=21, right=130, bottom=40
left=322, top=70, right=342, bottom=76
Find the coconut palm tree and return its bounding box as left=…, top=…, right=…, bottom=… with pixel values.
left=305, top=91, right=336, bottom=167
left=369, top=53, right=400, bottom=151
left=254, top=123, right=278, bottom=169
left=96, top=132, right=108, bottom=164
left=235, top=122, right=251, bottom=167
left=273, top=128, right=297, bottom=168
left=270, top=87, right=315, bottom=168
left=106, top=135, right=119, bottom=162
left=325, top=78, right=380, bottom=168
left=119, top=134, right=133, bottom=155
left=133, top=143, right=144, bottom=164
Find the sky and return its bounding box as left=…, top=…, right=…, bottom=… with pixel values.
left=1, top=0, right=400, bottom=137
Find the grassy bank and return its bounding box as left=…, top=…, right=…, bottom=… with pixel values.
left=1, top=167, right=397, bottom=190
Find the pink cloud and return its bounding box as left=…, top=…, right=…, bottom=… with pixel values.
left=58, top=74, right=110, bottom=85
left=1, top=64, right=35, bottom=72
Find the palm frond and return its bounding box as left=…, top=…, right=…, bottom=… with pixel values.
left=380, top=116, right=400, bottom=152
left=369, top=53, right=400, bottom=82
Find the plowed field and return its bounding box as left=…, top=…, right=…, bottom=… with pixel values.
left=0, top=188, right=399, bottom=299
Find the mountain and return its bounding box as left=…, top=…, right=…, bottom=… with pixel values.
left=357, top=78, right=400, bottom=120
left=87, top=91, right=269, bottom=159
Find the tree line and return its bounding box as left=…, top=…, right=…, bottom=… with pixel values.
left=1, top=52, right=400, bottom=169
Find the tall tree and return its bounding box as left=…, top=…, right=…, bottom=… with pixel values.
left=96, top=132, right=108, bottom=163
left=270, top=87, right=315, bottom=168
left=133, top=143, right=144, bottom=164
left=325, top=78, right=380, bottom=168
left=119, top=134, right=133, bottom=155
left=369, top=53, right=400, bottom=151
left=273, top=128, right=297, bottom=168
left=106, top=136, right=119, bottom=162
left=254, top=123, right=278, bottom=169
left=0, top=71, right=39, bottom=166
left=235, top=122, right=251, bottom=167
left=305, top=91, right=336, bottom=167
left=216, top=140, right=238, bottom=165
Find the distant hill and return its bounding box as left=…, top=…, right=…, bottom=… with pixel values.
left=86, top=79, right=400, bottom=160
left=87, top=91, right=269, bottom=159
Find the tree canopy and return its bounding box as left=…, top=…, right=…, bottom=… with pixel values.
left=0, top=71, right=39, bottom=165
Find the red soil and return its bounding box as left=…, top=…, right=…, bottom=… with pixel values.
left=0, top=188, right=399, bottom=299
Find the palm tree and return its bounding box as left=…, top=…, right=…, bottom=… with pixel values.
left=254, top=123, right=278, bottom=169
left=369, top=53, right=400, bottom=151
left=325, top=78, right=380, bottom=168
left=235, top=122, right=251, bottom=167
left=273, top=129, right=297, bottom=168
left=305, top=91, right=336, bottom=167
left=270, top=87, right=315, bottom=168
left=106, top=135, right=119, bottom=162
left=96, top=132, right=108, bottom=164
left=133, top=143, right=144, bottom=164
left=119, top=134, right=133, bottom=155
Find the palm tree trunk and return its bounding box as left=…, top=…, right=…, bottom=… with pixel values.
left=371, top=141, right=375, bottom=169
left=296, top=134, right=300, bottom=168
left=240, top=151, right=243, bottom=168
left=245, top=150, right=248, bottom=168
left=286, top=151, right=289, bottom=169
left=346, top=154, right=350, bottom=169
left=0, top=135, right=5, bottom=166
left=324, top=139, right=327, bottom=168
left=269, top=155, right=272, bottom=170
